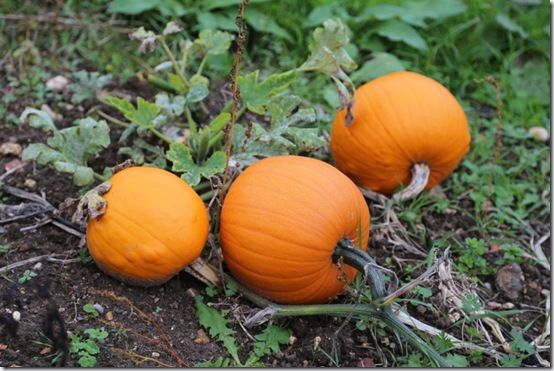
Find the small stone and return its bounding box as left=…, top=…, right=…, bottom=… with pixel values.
left=0, top=142, right=22, bottom=157
left=151, top=352, right=160, bottom=358
left=4, top=159, right=23, bottom=172
left=289, top=335, right=297, bottom=346
left=528, top=127, right=549, bottom=142
left=496, top=263, right=523, bottom=301
left=93, top=303, right=104, bottom=314
left=448, top=311, right=460, bottom=323
left=0, top=344, right=7, bottom=350
left=105, top=311, right=113, bottom=321
left=154, top=297, right=160, bottom=303
left=12, top=311, right=21, bottom=322
left=32, top=262, right=42, bottom=271
left=486, top=301, right=502, bottom=310
left=24, top=179, right=37, bottom=189
left=46, top=75, right=69, bottom=92
left=313, top=336, right=321, bottom=350
left=40, top=347, right=51, bottom=354
left=502, top=302, right=515, bottom=309
left=194, top=329, right=210, bottom=344
left=416, top=305, right=427, bottom=314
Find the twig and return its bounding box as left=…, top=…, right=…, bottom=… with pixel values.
left=219, top=0, right=249, bottom=206
left=110, top=347, right=175, bottom=367
left=0, top=252, right=79, bottom=275
left=94, top=290, right=188, bottom=367
left=0, top=162, right=28, bottom=181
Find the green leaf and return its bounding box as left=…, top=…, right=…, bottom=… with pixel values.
left=446, top=354, right=469, bottom=367
left=69, top=71, right=112, bottom=104
left=20, top=108, right=57, bottom=132
left=0, top=245, right=9, bottom=255
left=83, top=304, right=99, bottom=318
left=376, top=20, right=428, bottom=51
left=510, top=328, right=535, bottom=355
left=187, top=75, right=210, bottom=103
left=496, top=13, right=528, bottom=38
left=238, top=70, right=297, bottom=114
left=84, top=328, right=109, bottom=342
left=166, top=143, right=226, bottom=186
left=108, top=0, right=158, bottom=14
left=105, top=96, right=161, bottom=128
left=196, top=12, right=237, bottom=32
left=78, top=354, right=97, bottom=368
left=21, top=114, right=110, bottom=187
left=245, top=8, right=293, bottom=42
left=195, top=29, right=235, bottom=55
left=253, top=325, right=290, bottom=357
left=350, top=52, right=405, bottom=84
left=194, top=295, right=241, bottom=365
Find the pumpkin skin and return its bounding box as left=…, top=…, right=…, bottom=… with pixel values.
left=86, top=166, right=209, bottom=286
left=220, top=155, right=370, bottom=304
left=330, top=71, right=470, bottom=196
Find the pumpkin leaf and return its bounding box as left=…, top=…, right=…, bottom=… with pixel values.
left=187, top=75, right=210, bottom=103
left=231, top=95, right=322, bottom=168
left=69, top=70, right=112, bottom=104
left=245, top=8, right=293, bottom=42
left=194, top=295, right=241, bottom=365
left=105, top=96, right=162, bottom=128
left=298, top=19, right=356, bottom=108
left=20, top=112, right=110, bottom=187
left=166, top=143, right=226, bottom=186
left=238, top=70, right=297, bottom=114
left=194, top=29, right=235, bottom=55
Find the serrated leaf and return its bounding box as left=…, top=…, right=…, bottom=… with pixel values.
left=118, top=147, right=145, bottom=164
left=238, top=70, right=297, bottom=114
left=187, top=75, right=210, bottom=103
left=253, top=325, right=290, bottom=356
left=21, top=113, right=109, bottom=187
left=350, top=52, right=405, bottom=84
left=105, top=96, right=162, bottom=128
left=286, top=128, right=326, bottom=151
left=194, top=295, right=241, bottom=365
left=155, top=94, right=187, bottom=117
left=20, top=108, right=56, bottom=131
left=69, top=71, right=112, bottom=104
left=510, top=328, right=535, bottom=355
left=376, top=20, right=428, bottom=51
left=446, top=354, right=469, bottom=367
left=195, top=29, right=234, bottom=55
left=166, top=143, right=226, bottom=186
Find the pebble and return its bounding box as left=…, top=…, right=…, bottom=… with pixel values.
left=12, top=311, right=21, bottom=322
left=194, top=329, right=210, bottom=344
left=32, top=262, right=42, bottom=271
left=0, top=142, right=22, bottom=157
left=151, top=352, right=160, bottom=358
left=105, top=311, right=113, bottom=321
left=313, top=336, right=321, bottom=350
left=496, top=263, right=523, bottom=301
left=46, top=75, right=69, bottom=92
left=528, top=127, right=549, bottom=142
left=4, top=159, right=23, bottom=172
left=93, top=303, right=105, bottom=314
left=0, top=344, right=7, bottom=350
left=40, top=347, right=51, bottom=354
left=24, top=179, right=37, bottom=189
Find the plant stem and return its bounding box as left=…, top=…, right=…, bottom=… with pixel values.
left=95, top=110, right=130, bottom=128
left=185, top=107, right=197, bottom=135
left=146, top=74, right=177, bottom=94
left=200, top=189, right=217, bottom=202
left=160, top=37, right=190, bottom=89
left=332, top=239, right=387, bottom=301
left=93, top=172, right=108, bottom=182
left=149, top=127, right=174, bottom=145
left=196, top=54, right=209, bottom=76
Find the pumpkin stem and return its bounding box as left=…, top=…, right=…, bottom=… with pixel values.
left=332, top=239, right=388, bottom=300
left=393, top=163, right=430, bottom=201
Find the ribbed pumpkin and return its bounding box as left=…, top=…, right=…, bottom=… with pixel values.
left=86, top=166, right=209, bottom=286
left=331, top=71, right=470, bottom=198
left=220, top=155, right=370, bottom=304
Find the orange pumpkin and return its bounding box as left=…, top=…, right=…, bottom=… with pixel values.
left=86, top=166, right=209, bottom=286
left=331, top=71, right=470, bottom=199
left=220, top=155, right=370, bottom=304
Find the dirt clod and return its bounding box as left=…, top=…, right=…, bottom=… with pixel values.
left=496, top=263, right=523, bottom=301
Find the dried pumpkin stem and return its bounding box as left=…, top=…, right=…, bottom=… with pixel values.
left=393, top=163, right=430, bottom=201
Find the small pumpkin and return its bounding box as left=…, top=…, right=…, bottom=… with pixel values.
left=331, top=71, right=470, bottom=199
left=220, top=155, right=370, bottom=304
left=86, top=166, right=209, bottom=286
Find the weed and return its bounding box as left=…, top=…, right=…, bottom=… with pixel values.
left=69, top=327, right=109, bottom=367
left=18, top=269, right=38, bottom=284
